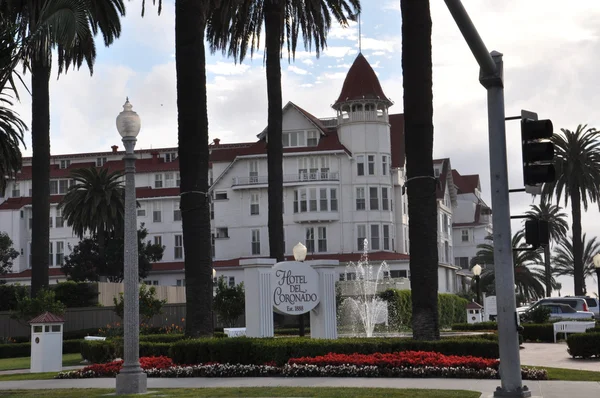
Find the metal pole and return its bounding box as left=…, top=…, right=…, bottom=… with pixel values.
left=116, top=136, right=147, bottom=394
left=476, top=276, right=481, bottom=306
left=596, top=269, right=600, bottom=302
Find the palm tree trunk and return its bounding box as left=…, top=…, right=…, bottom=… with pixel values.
left=264, top=1, right=285, bottom=262
left=543, top=244, right=552, bottom=297
left=570, top=186, right=584, bottom=296
left=401, top=0, right=439, bottom=340
left=30, top=58, right=51, bottom=297
left=175, top=0, right=213, bottom=337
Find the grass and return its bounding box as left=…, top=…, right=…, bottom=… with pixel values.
left=0, top=388, right=481, bottom=397
left=0, top=354, right=83, bottom=371
left=533, top=366, right=600, bottom=382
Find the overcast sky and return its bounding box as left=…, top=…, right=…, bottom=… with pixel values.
left=9, top=0, right=600, bottom=297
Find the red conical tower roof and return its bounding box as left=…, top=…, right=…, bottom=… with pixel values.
left=332, top=53, right=392, bottom=110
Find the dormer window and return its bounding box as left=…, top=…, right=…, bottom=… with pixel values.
left=307, top=130, right=318, bottom=146
left=96, top=157, right=107, bottom=167
left=59, top=160, right=71, bottom=169
left=165, top=152, right=177, bottom=162
left=434, top=168, right=440, bottom=177
left=282, top=130, right=318, bottom=148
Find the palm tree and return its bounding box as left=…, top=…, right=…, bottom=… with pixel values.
left=554, top=281, right=562, bottom=296
left=58, top=167, right=125, bottom=258
left=400, top=0, right=439, bottom=340
left=207, top=0, right=360, bottom=262
left=5, top=0, right=125, bottom=297
left=471, top=231, right=547, bottom=302
left=524, top=202, right=568, bottom=297
left=552, top=233, right=600, bottom=295
left=542, top=125, right=600, bottom=296
left=0, top=92, right=26, bottom=196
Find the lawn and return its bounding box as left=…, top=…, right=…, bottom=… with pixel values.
left=0, top=388, right=481, bottom=397
left=535, top=366, right=600, bottom=382
left=0, top=354, right=83, bottom=371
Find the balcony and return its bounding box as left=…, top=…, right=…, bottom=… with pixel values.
left=293, top=211, right=339, bottom=224
left=232, top=171, right=340, bottom=188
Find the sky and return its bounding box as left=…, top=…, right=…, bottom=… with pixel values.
left=8, top=0, right=600, bottom=298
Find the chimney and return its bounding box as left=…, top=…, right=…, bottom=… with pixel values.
left=111, top=145, right=118, bottom=153
left=213, top=138, right=220, bottom=146
left=151, top=151, right=159, bottom=164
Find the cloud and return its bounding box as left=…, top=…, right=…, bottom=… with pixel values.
left=324, top=46, right=357, bottom=58
left=206, top=62, right=251, bottom=76
left=287, top=65, right=309, bottom=75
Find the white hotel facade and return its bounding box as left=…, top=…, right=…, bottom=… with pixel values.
left=1, top=54, right=487, bottom=293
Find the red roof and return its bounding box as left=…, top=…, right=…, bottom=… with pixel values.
left=466, top=302, right=483, bottom=310
left=389, top=113, right=405, bottom=168
left=2, top=268, right=65, bottom=279
left=452, top=169, right=480, bottom=194
left=29, top=312, right=65, bottom=324
left=333, top=53, right=392, bottom=109
left=22, top=147, right=178, bottom=162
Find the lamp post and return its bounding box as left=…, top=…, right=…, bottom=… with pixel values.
left=472, top=264, right=482, bottom=306
left=293, top=242, right=308, bottom=336
left=115, top=98, right=146, bottom=395
left=594, top=253, right=600, bottom=301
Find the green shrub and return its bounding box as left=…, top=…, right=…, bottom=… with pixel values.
left=567, top=332, right=600, bottom=358
left=521, top=305, right=551, bottom=324
left=521, top=324, right=554, bottom=342
left=586, top=327, right=600, bottom=333
left=274, top=328, right=311, bottom=336
left=80, top=340, right=118, bottom=363
left=0, top=285, right=29, bottom=311
left=11, top=289, right=65, bottom=322
left=169, top=337, right=499, bottom=366
left=63, top=339, right=83, bottom=354
left=213, top=332, right=227, bottom=338
left=0, top=339, right=83, bottom=359
left=52, top=281, right=98, bottom=308
left=451, top=322, right=498, bottom=331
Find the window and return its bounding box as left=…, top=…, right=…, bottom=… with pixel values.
left=96, top=157, right=107, bottom=167
left=210, top=200, right=214, bottom=220
left=251, top=229, right=260, bottom=255
left=357, top=155, right=365, bottom=176
left=305, top=227, right=315, bottom=253
left=154, top=174, right=163, bottom=188
left=216, top=227, right=229, bottom=238
left=137, top=204, right=146, bottom=217
left=154, top=236, right=162, bottom=246
left=250, top=193, right=259, bottom=215
left=282, top=228, right=286, bottom=253
left=434, top=168, right=440, bottom=177
left=229, top=277, right=235, bottom=287
left=50, top=181, right=58, bottom=195
left=176, top=172, right=181, bottom=187
left=215, top=191, right=228, bottom=200
left=165, top=152, right=177, bottom=162
left=20, top=210, right=23, bottom=219
left=307, top=130, right=319, bottom=146
left=299, top=189, right=307, bottom=212
left=60, top=159, right=70, bottom=169
left=443, top=214, right=450, bottom=235
left=174, top=235, right=183, bottom=259
left=51, top=325, right=61, bottom=332
left=173, top=200, right=181, bottom=221
left=369, top=187, right=379, bottom=210
left=320, top=157, right=330, bottom=178
left=330, top=189, right=338, bottom=211
left=319, top=188, right=328, bottom=211
left=56, top=241, right=64, bottom=266
left=383, top=225, right=390, bottom=250
left=356, top=187, right=366, bottom=210
left=49, top=213, right=53, bottom=228
left=357, top=225, right=367, bottom=251
left=461, top=229, right=469, bottom=242
left=309, top=157, right=319, bottom=180
left=390, top=270, right=408, bottom=279
left=249, top=160, right=259, bottom=183
left=309, top=188, right=317, bottom=211
left=165, top=173, right=175, bottom=188
left=48, top=242, right=53, bottom=266
left=318, top=227, right=327, bottom=252
left=12, top=182, right=20, bottom=197
left=176, top=279, right=185, bottom=286
left=368, top=155, right=375, bottom=175
left=371, top=225, right=380, bottom=250
left=211, top=233, right=215, bottom=257
left=382, top=187, right=389, bottom=211
left=455, top=257, right=469, bottom=269
left=56, top=208, right=64, bottom=228
left=382, top=155, right=389, bottom=176
left=153, top=202, right=162, bottom=222
left=59, top=179, right=69, bottom=194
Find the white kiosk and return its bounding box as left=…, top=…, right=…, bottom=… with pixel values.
left=29, top=312, right=65, bottom=373
left=466, top=302, right=484, bottom=324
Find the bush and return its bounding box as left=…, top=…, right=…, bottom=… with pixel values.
left=0, top=339, right=83, bottom=359
left=52, top=281, right=98, bottom=308
left=80, top=340, right=118, bottom=363
left=113, top=284, right=166, bottom=325
left=521, top=305, right=551, bottom=324
left=521, top=324, right=554, bottom=343
left=0, top=285, right=29, bottom=311
left=567, top=332, right=600, bottom=358
left=81, top=336, right=182, bottom=363
left=586, top=327, right=600, bottom=333
left=11, top=288, right=66, bottom=322
left=452, top=322, right=498, bottom=331
left=274, top=328, right=311, bottom=336
left=169, top=337, right=499, bottom=366
left=139, top=334, right=187, bottom=343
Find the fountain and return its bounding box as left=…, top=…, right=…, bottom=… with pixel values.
left=338, top=239, right=393, bottom=337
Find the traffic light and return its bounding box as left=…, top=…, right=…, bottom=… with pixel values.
left=525, top=219, right=549, bottom=249
left=521, top=116, right=555, bottom=187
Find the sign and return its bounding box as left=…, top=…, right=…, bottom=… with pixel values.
left=271, top=261, right=320, bottom=315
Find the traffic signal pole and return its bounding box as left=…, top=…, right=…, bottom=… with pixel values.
left=443, top=1, right=531, bottom=397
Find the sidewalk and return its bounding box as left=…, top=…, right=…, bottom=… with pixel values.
left=0, top=377, right=599, bottom=397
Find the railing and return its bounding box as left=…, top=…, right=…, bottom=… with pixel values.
left=338, top=111, right=389, bottom=124
left=232, top=171, right=339, bottom=186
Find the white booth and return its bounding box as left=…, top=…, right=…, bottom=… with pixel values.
left=466, top=302, right=484, bottom=324
left=29, top=312, right=65, bottom=373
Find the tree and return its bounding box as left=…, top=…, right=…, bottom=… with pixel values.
left=0, top=91, right=27, bottom=196
left=5, top=0, right=126, bottom=297
left=552, top=233, right=600, bottom=295
left=114, top=284, right=166, bottom=326
left=208, top=0, right=360, bottom=262
left=0, top=232, right=19, bottom=281
left=471, top=231, right=547, bottom=302
left=11, top=288, right=65, bottom=323
left=58, top=167, right=125, bottom=273
left=542, top=125, right=600, bottom=296
left=61, top=225, right=163, bottom=282
left=213, top=276, right=245, bottom=328
left=524, top=202, right=568, bottom=297
left=400, top=0, right=439, bottom=340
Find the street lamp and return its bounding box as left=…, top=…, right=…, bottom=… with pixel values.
left=472, top=264, right=482, bottom=305
left=293, top=242, right=308, bottom=336
left=115, top=98, right=146, bottom=395
left=593, top=253, right=600, bottom=300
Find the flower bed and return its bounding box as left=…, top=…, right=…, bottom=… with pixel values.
left=56, top=352, right=548, bottom=380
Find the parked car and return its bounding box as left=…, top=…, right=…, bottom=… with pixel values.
left=567, top=296, right=599, bottom=319
left=529, top=297, right=590, bottom=313
left=522, top=303, right=594, bottom=320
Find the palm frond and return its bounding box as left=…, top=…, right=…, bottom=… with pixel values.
left=0, top=90, right=27, bottom=195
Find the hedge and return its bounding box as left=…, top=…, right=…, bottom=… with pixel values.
left=0, top=282, right=98, bottom=311
left=379, top=289, right=468, bottom=329
left=169, top=336, right=499, bottom=366
left=452, top=322, right=498, bottom=331
left=521, top=324, right=554, bottom=343
left=0, top=339, right=83, bottom=359
left=567, top=332, right=600, bottom=358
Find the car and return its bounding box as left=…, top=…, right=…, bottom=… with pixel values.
left=523, top=302, right=594, bottom=320
left=567, top=296, right=599, bottom=319
left=529, top=297, right=590, bottom=313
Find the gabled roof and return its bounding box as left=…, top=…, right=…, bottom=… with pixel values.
left=452, top=169, right=481, bottom=194
left=29, top=312, right=65, bottom=324
left=389, top=113, right=405, bottom=168
left=258, top=101, right=331, bottom=139
left=332, top=53, right=392, bottom=109
left=435, top=158, right=458, bottom=207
